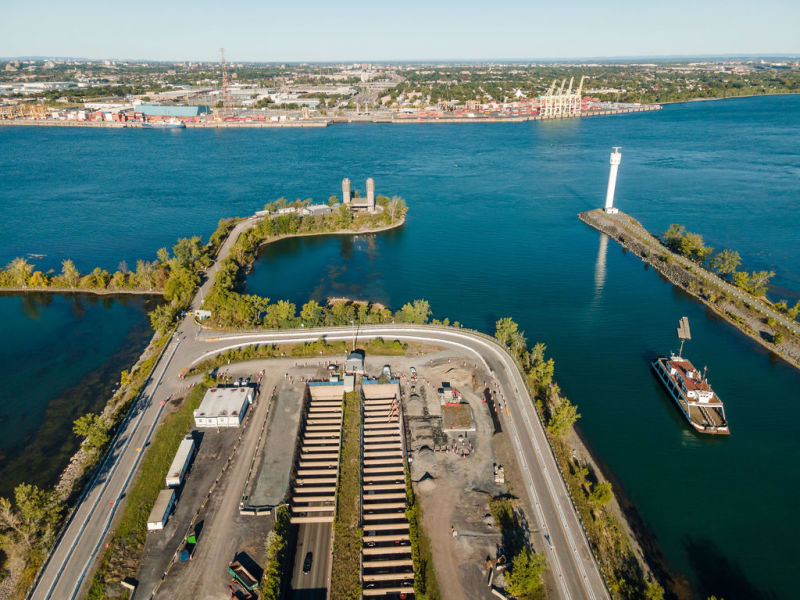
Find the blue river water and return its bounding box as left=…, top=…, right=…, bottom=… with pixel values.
left=1, top=95, right=799, bottom=598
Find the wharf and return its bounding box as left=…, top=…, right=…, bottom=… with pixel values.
left=579, top=208, right=800, bottom=370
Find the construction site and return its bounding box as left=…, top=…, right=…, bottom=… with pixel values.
left=116, top=345, right=549, bottom=600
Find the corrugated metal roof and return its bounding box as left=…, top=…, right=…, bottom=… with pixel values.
left=137, top=104, right=210, bottom=117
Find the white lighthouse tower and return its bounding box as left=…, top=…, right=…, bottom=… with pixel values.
left=604, top=147, right=622, bottom=214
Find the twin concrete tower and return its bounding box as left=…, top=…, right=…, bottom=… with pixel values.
left=604, top=147, right=622, bottom=214
left=342, top=177, right=376, bottom=212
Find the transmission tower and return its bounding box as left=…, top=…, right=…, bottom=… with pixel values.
left=220, top=48, right=234, bottom=118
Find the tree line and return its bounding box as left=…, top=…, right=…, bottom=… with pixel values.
left=0, top=218, right=237, bottom=297
left=200, top=199, right=412, bottom=330
left=662, top=224, right=800, bottom=321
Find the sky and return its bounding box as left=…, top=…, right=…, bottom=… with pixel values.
left=2, top=0, right=799, bottom=62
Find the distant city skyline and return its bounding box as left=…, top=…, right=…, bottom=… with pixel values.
left=2, top=0, right=799, bottom=62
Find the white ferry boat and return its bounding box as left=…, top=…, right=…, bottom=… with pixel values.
left=651, top=317, right=730, bottom=435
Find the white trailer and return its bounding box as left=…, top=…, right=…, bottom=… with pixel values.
left=166, top=435, right=195, bottom=488
left=147, top=489, right=176, bottom=531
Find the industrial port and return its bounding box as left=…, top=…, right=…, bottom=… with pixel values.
left=0, top=54, right=671, bottom=128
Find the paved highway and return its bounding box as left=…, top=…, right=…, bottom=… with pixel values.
left=29, top=217, right=261, bottom=600
left=291, top=522, right=331, bottom=599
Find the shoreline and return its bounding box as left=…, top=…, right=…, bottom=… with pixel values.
left=568, top=424, right=691, bottom=598
left=0, top=286, right=163, bottom=296
left=579, top=209, right=800, bottom=372
left=0, top=106, right=661, bottom=130
left=656, top=91, right=800, bottom=106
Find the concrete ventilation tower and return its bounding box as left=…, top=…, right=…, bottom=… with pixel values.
left=342, top=178, right=351, bottom=205
left=366, top=178, right=375, bottom=211
left=604, top=147, right=622, bottom=214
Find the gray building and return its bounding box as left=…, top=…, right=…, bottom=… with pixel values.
left=346, top=350, right=365, bottom=374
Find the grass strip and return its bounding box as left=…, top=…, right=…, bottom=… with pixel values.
left=330, top=391, right=362, bottom=600
left=187, top=337, right=409, bottom=376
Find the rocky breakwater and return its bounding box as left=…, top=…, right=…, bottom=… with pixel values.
left=579, top=208, right=800, bottom=371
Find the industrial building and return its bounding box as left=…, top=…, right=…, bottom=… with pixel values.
left=135, top=104, right=210, bottom=117
left=193, top=387, right=252, bottom=428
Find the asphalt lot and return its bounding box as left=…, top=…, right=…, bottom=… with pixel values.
left=136, top=427, right=239, bottom=597
left=247, top=380, right=305, bottom=508
left=150, top=366, right=276, bottom=599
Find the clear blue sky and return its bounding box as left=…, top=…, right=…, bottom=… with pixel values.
left=2, top=0, right=798, bottom=62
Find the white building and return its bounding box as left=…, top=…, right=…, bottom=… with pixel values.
left=193, top=387, right=252, bottom=428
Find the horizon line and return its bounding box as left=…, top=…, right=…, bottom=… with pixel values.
left=3, top=52, right=799, bottom=64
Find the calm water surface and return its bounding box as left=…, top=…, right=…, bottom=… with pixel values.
left=1, top=95, right=799, bottom=598
left=0, top=294, right=155, bottom=497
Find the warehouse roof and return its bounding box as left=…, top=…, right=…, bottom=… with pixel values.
left=194, top=387, right=252, bottom=418
left=137, top=104, right=210, bottom=117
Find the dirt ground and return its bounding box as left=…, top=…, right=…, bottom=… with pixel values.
left=385, top=353, right=506, bottom=600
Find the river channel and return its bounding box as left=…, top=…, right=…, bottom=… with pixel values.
left=1, top=95, right=798, bottom=598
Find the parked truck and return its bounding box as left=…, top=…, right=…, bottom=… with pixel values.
left=228, top=561, right=258, bottom=591
left=166, top=435, right=195, bottom=488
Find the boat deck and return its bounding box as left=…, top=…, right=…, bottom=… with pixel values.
left=687, top=403, right=726, bottom=430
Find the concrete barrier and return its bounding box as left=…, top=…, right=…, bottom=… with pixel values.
left=297, top=468, right=338, bottom=475
left=363, top=522, right=410, bottom=531
left=296, top=477, right=337, bottom=485
left=291, top=505, right=336, bottom=513
left=362, top=546, right=411, bottom=555
left=290, top=515, right=334, bottom=524
left=363, top=513, right=407, bottom=521
left=362, top=559, right=414, bottom=568
left=292, top=495, right=336, bottom=503
left=292, top=486, right=336, bottom=493
left=362, top=533, right=410, bottom=543
left=362, top=502, right=406, bottom=510
left=361, top=571, right=414, bottom=582
left=361, top=492, right=406, bottom=500
left=362, top=587, right=415, bottom=596
left=363, top=466, right=404, bottom=474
